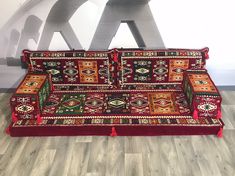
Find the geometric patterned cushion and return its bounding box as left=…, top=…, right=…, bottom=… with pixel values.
left=25, top=50, right=117, bottom=91
left=183, top=69, right=222, bottom=119
left=117, top=48, right=209, bottom=89
left=11, top=73, right=50, bottom=119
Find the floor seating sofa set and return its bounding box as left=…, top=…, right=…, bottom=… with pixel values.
left=7, top=47, right=224, bottom=137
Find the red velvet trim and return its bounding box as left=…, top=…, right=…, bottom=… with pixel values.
left=9, top=122, right=223, bottom=137
left=217, top=127, right=223, bottom=138
left=110, top=127, right=117, bottom=137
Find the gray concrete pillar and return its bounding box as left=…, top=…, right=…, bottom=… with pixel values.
left=90, top=0, right=164, bottom=50
left=0, top=36, right=8, bottom=65
left=6, top=29, right=20, bottom=58
left=16, top=15, right=42, bottom=58
left=38, top=0, right=87, bottom=50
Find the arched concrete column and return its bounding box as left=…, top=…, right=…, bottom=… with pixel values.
left=0, top=37, right=9, bottom=65
left=89, top=0, right=164, bottom=50
left=6, top=29, right=20, bottom=58
left=15, top=15, right=43, bottom=58
left=6, top=29, right=21, bottom=66
left=38, top=0, right=87, bottom=50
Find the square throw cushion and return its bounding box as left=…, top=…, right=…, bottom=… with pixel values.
left=117, top=48, right=208, bottom=89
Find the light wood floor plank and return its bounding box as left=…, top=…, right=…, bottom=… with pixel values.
left=29, top=149, right=56, bottom=176
left=221, top=105, right=235, bottom=128
left=148, top=137, right=163, bottom=176
left=47, top=137, right=75, bottom=176
left=158, top=137, right=183, bottom=176
left=8, top=137, right=42, bottom=176
left=125, top=153, right=144, bottom=176
left=174, top=137, right=202, bottom=176
left=191, top=136, right=222, bottom=176
left=220, top=91, right=235, bottom=105
left=206, top=135, right=235, bottom=176
left=86, top=137, right=108, bottom=176
left=76, top=136, right=93, bottom=143
left=105, top=137, right=125, bottom=176
left=67, top=142, right=91, bottom=176
left=0, top=137, right=28, bottom=176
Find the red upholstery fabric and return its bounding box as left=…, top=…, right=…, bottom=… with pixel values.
left=8, top=47, right=224, bottom=137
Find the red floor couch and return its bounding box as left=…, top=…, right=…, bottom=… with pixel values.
left=7, top=48, right=224, bottom=137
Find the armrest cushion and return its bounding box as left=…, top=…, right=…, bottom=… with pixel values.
left=10, top=73, right=50, bottom=120
left=183, top=70, right=222, bottom=119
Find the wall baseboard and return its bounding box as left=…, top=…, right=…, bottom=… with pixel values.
left=0, top=88, right=16, bottom=93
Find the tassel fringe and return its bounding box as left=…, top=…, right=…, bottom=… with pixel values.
left=5, top=126, right=10, bottom=135
left=217, top=110, right=222, bottom=119
left=110, top=127, right=117, bottom=137
left=217, top=127, right=223, bottom=138
left=12, top=112, right=18, bottom=122
left=193, top=109, right=199, bottom=119
left=37, top=114, right=42, bottom=124
left=113, top=49, right=118, bottom=63
left=205, top=52, right=209, bottom=59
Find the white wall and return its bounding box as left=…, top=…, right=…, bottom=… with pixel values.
left=150, top=0, right=235, bottom=71
left=0, top=0, right=27, bottom=28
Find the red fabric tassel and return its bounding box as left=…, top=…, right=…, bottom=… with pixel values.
left=113, top=50, right=118, bottom=63
left=193, top=109, right=199, bottom=119
left=217, top=128, right=223, bottom=138
left=12, top=112, right=18, bottom=122
left=202, top=47, right=209, bottom=59
left=37, top=114, right=42, bottom=124
left=5, top=126, right=10, bottom=135
left=205, top=52, right=209, bottom=59
left=217, top=110, right=222, bottom=119
left=110, top=127, right=117, bottom=137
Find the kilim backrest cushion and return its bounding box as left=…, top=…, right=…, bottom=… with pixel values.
left=22, top=48, right=209, bottom=91
left=22, top=50, right=117, bottom=91
left=117, top=48, right=209, bottom=90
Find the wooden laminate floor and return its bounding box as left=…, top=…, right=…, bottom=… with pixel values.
left=0, top=91, right=235, bottom=176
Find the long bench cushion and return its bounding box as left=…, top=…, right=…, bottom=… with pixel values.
left=41, top=90, right=192, bottom=118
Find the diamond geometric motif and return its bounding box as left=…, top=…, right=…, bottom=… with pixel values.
left=169, top=59, right=189, bottom=81
left=78, top=61, right=98, bottom=83
left=62, top=98, right=81, bottom=109
left=148, top=92, right=179, bottom=115
left=16, top=104, right=34, bottom=114
left=56, top=94, right=85, bottom=115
